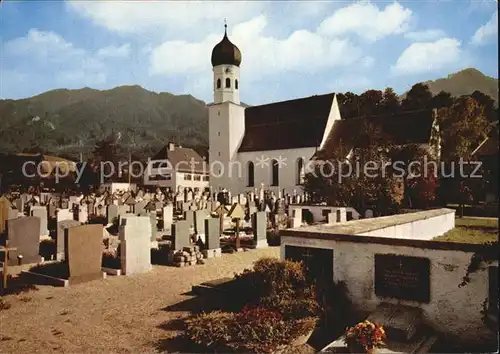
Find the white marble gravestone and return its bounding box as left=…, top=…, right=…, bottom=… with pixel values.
left=119, top=215, right=152, bottom=275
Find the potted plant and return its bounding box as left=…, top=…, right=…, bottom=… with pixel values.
left=344, top=320, right=386, bottom=354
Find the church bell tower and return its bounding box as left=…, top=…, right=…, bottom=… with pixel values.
left=208, top=22, right=245, bottom=193
left=211, top=22, right=241, bottom=104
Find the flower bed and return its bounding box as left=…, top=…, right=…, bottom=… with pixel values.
left=184, top=258, right=320, bottom=353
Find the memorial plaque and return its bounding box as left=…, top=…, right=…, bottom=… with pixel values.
left=374, top=254, right=430, bottom=303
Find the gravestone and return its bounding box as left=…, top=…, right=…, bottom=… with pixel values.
left=56, top=208, right=73, bottom=223
left=204, top=217, right=221, bottom=252
left=148, top=212, right=157, bottom=242
left=30, top=206, right=49, bottom=238
left=65, top=224, right=104, bottom=285
left=56, top=220, right=82, bottom=261
left=134, top=200, right=147, bottom=215
left=4, top=217, right=41, bottom=266
left=0, top=196, right=16, bottom=233
left=47, top=203, right=57, bottom=219
left=252, top=211, right=268, bottom=248
left=119, top=216, right=152, bottom=275
left=374, top=254, right=430, bottom=303
left=162, top=204, right=173, bottom=231
left=107, top=204, right=119, bottom=224
left=13, top=198, right=24, bottom=215
left=184, top=210, right=195, bottom=229
left=194, top=210, right=208, bottom=236
left=172, top=220, right=190, bottom=250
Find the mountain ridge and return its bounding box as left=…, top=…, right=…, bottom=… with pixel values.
left=0, top=68, right=497, bottom=160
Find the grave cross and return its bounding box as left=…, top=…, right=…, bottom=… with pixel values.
left=1, top=241, right=18, bottom=294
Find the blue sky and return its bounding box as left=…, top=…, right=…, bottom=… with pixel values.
left=0, top=0, right=498, bottom=105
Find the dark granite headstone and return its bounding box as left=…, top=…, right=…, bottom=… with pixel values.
left=172, top=220, right=190, bottom=250
left=56, top=220, right=82, bottom=261
left=374, top=254, right=430, bottom=303
left=4, top=217, right=41, bottom=266
left=65, top=224, right=104, bottom=285
left=205, top=217, right=220, bottom=250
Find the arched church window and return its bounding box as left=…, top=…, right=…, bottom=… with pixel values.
left=296, top=158, right=305, bottom=185
left=247, top=161, right=255, bottom=187
left=217, top=79, right=221, bottom=89
left=226, top=78, right=231, bottom=88
left=271, top=159, right=279, bottom=186
left=235, top=79, right=239, bottom=90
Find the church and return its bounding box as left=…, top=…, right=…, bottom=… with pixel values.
left=208, top=25, right=441, bottom=196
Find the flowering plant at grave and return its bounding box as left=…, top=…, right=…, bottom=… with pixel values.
left=344, top=320, right=386, bottom=352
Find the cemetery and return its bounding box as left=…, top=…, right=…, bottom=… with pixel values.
left=0, top=185, right=498, bottom=353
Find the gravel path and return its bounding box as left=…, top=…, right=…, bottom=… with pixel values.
left=0, top=247, right=282, bottom=353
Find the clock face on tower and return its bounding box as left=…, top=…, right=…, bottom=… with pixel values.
left=225, top=67, right=232, bottom=74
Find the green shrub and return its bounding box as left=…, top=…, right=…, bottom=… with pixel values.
left=232, top=258, right=319, bottom=319
left=39, top=239, right=56, bottom=260
left=185, top=307, right=317, bottom=353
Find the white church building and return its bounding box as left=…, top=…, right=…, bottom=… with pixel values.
left=208, top=25, right=342, bottom=196
left=208, top=25, right=441, bottom=196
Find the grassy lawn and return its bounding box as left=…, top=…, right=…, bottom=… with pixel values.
left=433, top=217, right=498, bottom=244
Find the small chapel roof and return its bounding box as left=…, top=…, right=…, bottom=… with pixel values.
left=238, top=93, right=335, bottom=153
left=152, top=144, right=207, bottom=174
left=313, top=109, right=437, bottom=160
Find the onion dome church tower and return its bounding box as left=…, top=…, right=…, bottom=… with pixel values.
left=208, top=22, right=246, bottom=193
left=211, top=22, right=241, bottom=104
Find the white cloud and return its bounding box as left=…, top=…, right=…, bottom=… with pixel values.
left=470, top=12, right=498, bottom=45
left=404, top=29, right=447, bottom=41
left=67, top=1, right=266, bottom=35
left=317, top=2, right=413, bottom=41
left=392, top=38, right=462, bottom=75
left=150, top=15, right=370, bottom=81
left=3, top=29, right=108, bottom=88
left=4, top=29, right=84, bottom=62
left=97, top=44, right=131, bottom=58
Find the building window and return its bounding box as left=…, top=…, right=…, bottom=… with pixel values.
left=218, top=132, right=220, bottom=136
left=247, top=161, right=255, bottom=187
left=225, top=78, right=231, bottom=88
left=150, top=174, right=171, bottom=181
left=203, top=175, right=209, bottom=181
left=235, top=79, right=239, bottom=90
left=218, top=152, right=221, bottom=157
left=217, top=79, right=221, bottom=89
left=217, top=110, right=220, bottom=116
left=271, top=159, right=279, bottom=186
left=194, top=175, right=201, bottom=181
left=184, top=174, right=192, bottom=181
left=296, top=158, right=305, bottom=185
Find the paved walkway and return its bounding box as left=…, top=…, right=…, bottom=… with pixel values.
left=0, top=247, right=280, bottom=353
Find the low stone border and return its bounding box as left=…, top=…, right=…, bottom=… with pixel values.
left=21, top=270, right=69, bottom=287
left=101, top=267, right=121, bottom=276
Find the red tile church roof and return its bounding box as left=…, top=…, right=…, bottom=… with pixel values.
left=238, top=93, right=335, bottom=152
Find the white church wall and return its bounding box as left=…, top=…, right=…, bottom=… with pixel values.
left=319, top=94, right=341, bottom=150
left=208, top=101, right=245, bottom=193
left=236, top=147, right=317, bottom=195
